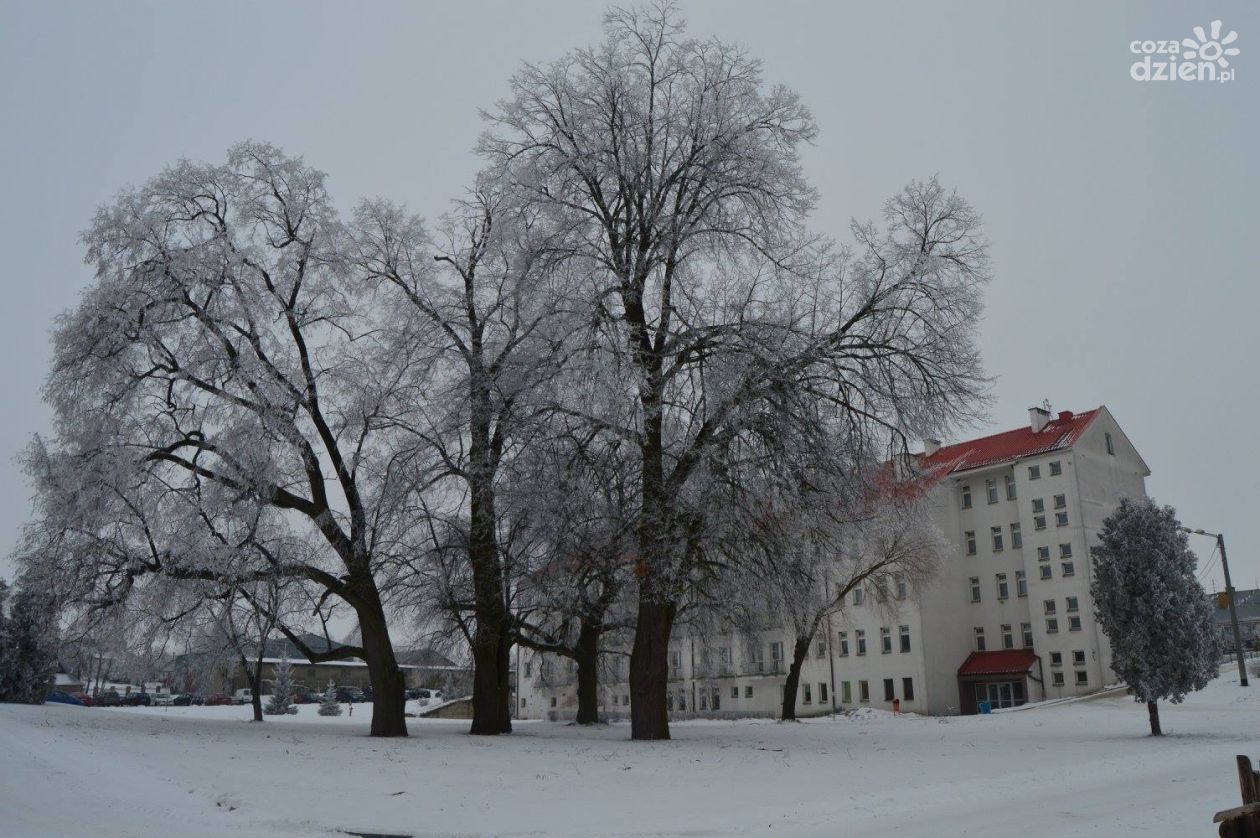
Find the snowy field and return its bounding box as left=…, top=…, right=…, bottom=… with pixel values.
left=2, top=673, right=1255, bottom=837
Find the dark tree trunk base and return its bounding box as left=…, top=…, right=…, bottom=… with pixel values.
left=629, top=599, right=675, bottom=740
left=574, top=619, right=602, bottom=725
left=359, top=597, right=408, bottom=738
left=1147, top=700, right=1162, bottom=736
left=780, top=637, right=810, bottom=722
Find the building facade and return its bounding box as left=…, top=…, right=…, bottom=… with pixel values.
left=517, top=405, right=1150, bottom=720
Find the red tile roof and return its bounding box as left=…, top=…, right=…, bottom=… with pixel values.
left=918, top=408, right=1100, bottom=476
left=958, top=649, right=1039, bottom=678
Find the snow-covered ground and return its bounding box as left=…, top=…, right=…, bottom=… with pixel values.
left=2, top=672, right=1255, bottom=837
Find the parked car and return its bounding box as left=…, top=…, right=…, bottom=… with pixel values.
left=334, top=686, right=364, bottom=703
left=46, top=690, right=85, bottom=706
left=171, top=693, right=200, bottom=706
left=293, top=689, right=322, bottom=705
left=232, top=688, right=254, bottom=705
left=70, top=692, right=95, bottom=706
left=121, top=692, right=153, bottom=707
left=205, top=693, right=232, bottom=706
left=414, top=688, right=444, bottom=705
left=151, top=691, right=173, bottom=706
left=96, top=689, right=123, bottom=707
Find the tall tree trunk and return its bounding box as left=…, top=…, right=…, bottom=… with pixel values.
left=629, top=414, right=676, bottom=740
left=355, top=587, right=408, bottom=737
left=781, top=637, right=810, bottom=722
left=1147, top=700, right=1162, bottom=736
left=629, top=598, right=675, bottom=740
left=467, top=378, right=512, bottom=735
left=574, top=618, right=602, bottom=725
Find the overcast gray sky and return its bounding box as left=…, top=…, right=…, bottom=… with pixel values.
left=2, top=1, right=1257, bottom=591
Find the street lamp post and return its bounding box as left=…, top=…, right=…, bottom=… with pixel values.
left=1183, top=527, right=1249, bottom=687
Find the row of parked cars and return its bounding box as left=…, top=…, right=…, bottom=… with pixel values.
left=46, top=686, right=445, bottom=707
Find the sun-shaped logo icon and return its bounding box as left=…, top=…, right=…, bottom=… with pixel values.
left=1182, top=20, right=1240, bottom=67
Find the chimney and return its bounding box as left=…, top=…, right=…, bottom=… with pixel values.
left=1058, top=410, right=1073, bottom=423
left=1029, top=405, right=1051, bottom=433
left=924, top=438, right=941, bottom=456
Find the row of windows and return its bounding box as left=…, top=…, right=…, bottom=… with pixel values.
left=837, top=626, right=912, bottom=656
left=959, top=462, right=1066, bottom=510
left=848, top=576, right=909, bottom=607
left=839, top=677, right=914, bottom=703
left=974, top=622, right=1034, bottom=651
left=969, top=571, right=1027, bottom=602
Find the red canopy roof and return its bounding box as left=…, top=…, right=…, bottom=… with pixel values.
left=919, top=409, right=1100, bottom=475
left=958, top=649, right=1038, bottom=678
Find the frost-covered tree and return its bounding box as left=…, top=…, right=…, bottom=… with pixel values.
left=0, top=584, right=58, bottom=704
left=1090, top=498, right=1219, bottom=735
left=318, top=679, right=342, bottom=716
left=24, top=143, right=423, bottom=737
left=265, top=657, right=296, bottom=715
left=482, top=3, right=990, bottom=739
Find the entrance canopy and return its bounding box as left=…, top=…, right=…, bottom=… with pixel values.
left=958, top=649, right=1037, bottom=678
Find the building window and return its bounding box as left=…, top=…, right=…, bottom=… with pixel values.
left=521, top=698, right=527, bottom=708
left=986, top=479, right=999, bottom=505
left=678, top=692, right=686, bottom=711
left=902, top=677, right=915, bottom=701
left=856, top=630, right=867, bottom=656
left=1068, top=616, right=1082, bottom=631
left=1046, top=618, right=1059, bottom=634
left=841, top=681, right=851, bottom=703
left=1050, top=652, right=1063, bottom=667
left=969, top=577, right=981, bottom=603
left=731, top=686, right=739, bottom=699
left=859, top=680, right=870, bottom=702
left=881, top=627, right=892, bottom=654
left=1037, top=545, right=1050, bottom=561
left=899, top=625, right=911, bottom=653
left=1016, top=570, right=1027, bottom=597
left=883, top=679, right=895, bottom=702
left=1022, top=622, right=1034, bottom=648
left=853, top=587, right=865, bottom=606
left=1105, top=432, right=1115, bottom=455
left=991, top=526, right=1004, bottom=552
left=1001, top=624, right=1014, bottom=649
left=1029, top=465, right=1041, bottom=480
left=1010, top=523, right=1022, bottom=549
left=996, top=573, right=1009, bottom=600
left=815, top=639, right=826, bottom=659
left=1059, top=543, right=1073, bottom=559
left=1032, top=498, right=1045, bottom=514
left=1075, top=670, right=1089, bottom=685
left=524, top=662, right=533, bottom=678
left=1039, top=565, right=1052, bottom=580
left=770, top=641, right=783, bottom=665
left=895, top=576, right=908, bottom=600
left=1049, top=461, right=1063, bottom=476
left=802, top=683, right=812, bottom=704
left=974, top=626, right=986, bottom=651
left=1072, top=650, right=1086, bottom=665
left=961, top=484, right=972, bottom=509
left=838, top=631, right=849, bottom=657
left=1035, top=515, right=1047, bottom=531
left=1005, top=474, right=1017, bottom=500
left=1052, top=671, right=1065, bottom=686
left=1053, top=494, right=1067, bottom=510
left=818, top=683, right=828, bottom=703
left=1044, top=599, right=1057, bottom=615
left=746, top=686, right=754, bottom=698
left=965, top=531, right=977, bottom=556
left=550, top=697, right=557, bottom=708
left=1066, top=596, right=1079, bottom=613
left=1056, top=512, right=1069, bottom=527
left=700, top=693, right=709, bottom=710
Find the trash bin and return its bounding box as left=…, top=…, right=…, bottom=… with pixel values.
left=978, top=701, right=992, bottom=714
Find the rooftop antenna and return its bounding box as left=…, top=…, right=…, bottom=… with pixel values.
left=1041, top=398, right=1052, bottom=412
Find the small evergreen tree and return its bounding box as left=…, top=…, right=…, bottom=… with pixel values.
left=0, top=584, right=58, bottom=704
left=318, top=679, right=342, bottom=717
left=265, top=657, right=295, bottom=715
left=1091, top=497, right=1219, bottom=735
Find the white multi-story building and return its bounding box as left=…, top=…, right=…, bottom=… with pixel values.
left=517, top=405, right=1149, bottom=720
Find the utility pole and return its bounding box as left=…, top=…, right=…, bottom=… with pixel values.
left=1184, top=527, right=1249, bottom=687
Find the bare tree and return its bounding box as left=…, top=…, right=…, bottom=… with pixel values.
left=26, top=143, right=423, bottom=736
left=481, top=3, right=990, bottom=738
left=344, top=183, right=576, bottom=734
